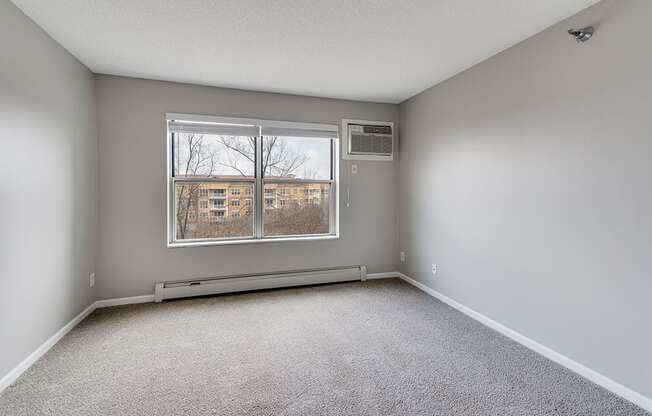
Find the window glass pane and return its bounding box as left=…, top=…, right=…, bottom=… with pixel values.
left=262, top=136, right=331, bottom=180
left=173, top=133, right=255, bottom=178
left=175, top=182, right=254, bottom=240
left=263, top=183, right=330, bottom=236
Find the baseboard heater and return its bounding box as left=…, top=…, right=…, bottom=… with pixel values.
left=154, top=265, right=368, bottom=302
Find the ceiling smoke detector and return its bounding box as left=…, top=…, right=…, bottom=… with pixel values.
left=568, top=26, right=594, bottom=42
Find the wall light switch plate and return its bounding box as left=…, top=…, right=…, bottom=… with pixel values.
left=431, top=264, right=439, bottom=276
left=351, top=164, right=358, bottom=175
left=90, top=273, right=95, bottom=288
left=400, top=251, right=406, bottom=263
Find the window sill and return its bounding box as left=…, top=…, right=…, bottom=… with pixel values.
left=167, top=234, right=339, bottom=248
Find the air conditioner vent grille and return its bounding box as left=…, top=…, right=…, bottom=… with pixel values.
left=362, top=125, right=392, bottom=135
left=350, top=134, right=393, bottom=155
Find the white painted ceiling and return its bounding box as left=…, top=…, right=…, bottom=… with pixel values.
left=12, top=0, right=598, bottom=103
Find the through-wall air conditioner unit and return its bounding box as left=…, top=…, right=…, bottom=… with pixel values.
left=341, top=119, right=394, bottom=161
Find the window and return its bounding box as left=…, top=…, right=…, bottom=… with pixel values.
left=262, top=135, right=333, bottom=236
left=171, top=128, right=255, bottom=240
left=209, top=210, right=225, bottom=222
left=167, top=114, right=338, bottom=246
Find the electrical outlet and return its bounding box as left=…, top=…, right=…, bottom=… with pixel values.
left=351, top=164, right=358, bottom=175
left=89, top=273, right=95, bottom=288
left=400, top=251, right=406, bottom=263
left=431, top=264, right=440, bottom=276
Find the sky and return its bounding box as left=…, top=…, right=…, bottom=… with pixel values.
left=174, top=134, right=332, bottom=180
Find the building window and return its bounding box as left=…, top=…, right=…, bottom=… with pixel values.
left=208, top=210, right=226, bottom=223
left=168, top=114, right=338, bottom=246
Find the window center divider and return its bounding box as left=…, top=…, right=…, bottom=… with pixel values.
left=255, top=132, right=263, bottom=239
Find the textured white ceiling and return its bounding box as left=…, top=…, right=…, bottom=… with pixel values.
left=12, top=0, right=598, bottom=103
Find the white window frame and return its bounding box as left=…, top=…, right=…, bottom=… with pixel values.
left=166, top=113, right=340, bottom=248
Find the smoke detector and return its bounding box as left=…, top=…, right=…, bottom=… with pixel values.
left=568, top=26, right=594, bottom=42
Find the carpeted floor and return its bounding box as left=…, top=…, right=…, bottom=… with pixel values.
left=0, top=278, right=647, bottom=415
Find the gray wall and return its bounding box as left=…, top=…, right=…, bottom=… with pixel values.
left=0, top=1, right=97, bottom=379
left=399, top=0, right=651, bottom=398
left=95, top=75, right=399, bottom=299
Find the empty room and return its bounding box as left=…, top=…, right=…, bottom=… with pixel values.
left=1, top=0, right=651, bottom=414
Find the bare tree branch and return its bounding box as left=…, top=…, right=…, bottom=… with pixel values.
left=174, top=133, right=317, bottom=239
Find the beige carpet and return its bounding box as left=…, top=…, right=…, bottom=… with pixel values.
left=0, top=279, right=647, bottom=415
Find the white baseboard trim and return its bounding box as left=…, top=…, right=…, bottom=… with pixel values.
left=0, top=302, right=96, bottom=393
left=0, top=293, right=156, bottom=394
left=3, top=272, right=397, bottom=393
left=366, top=272, right=400, bottom=280
left=96, top=274, right=398, bottom=308
left=397, top=272, right=652, bottom=412
left=94, top=275, right=400, bottom=309
left=95, top=294, right=154, bottom=308
left=10, top=273, right=647, bottom=411
left=3, top=273, right=398, bottom=392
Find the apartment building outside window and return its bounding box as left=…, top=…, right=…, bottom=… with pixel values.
left=167, top=114, right=338, bottom=246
